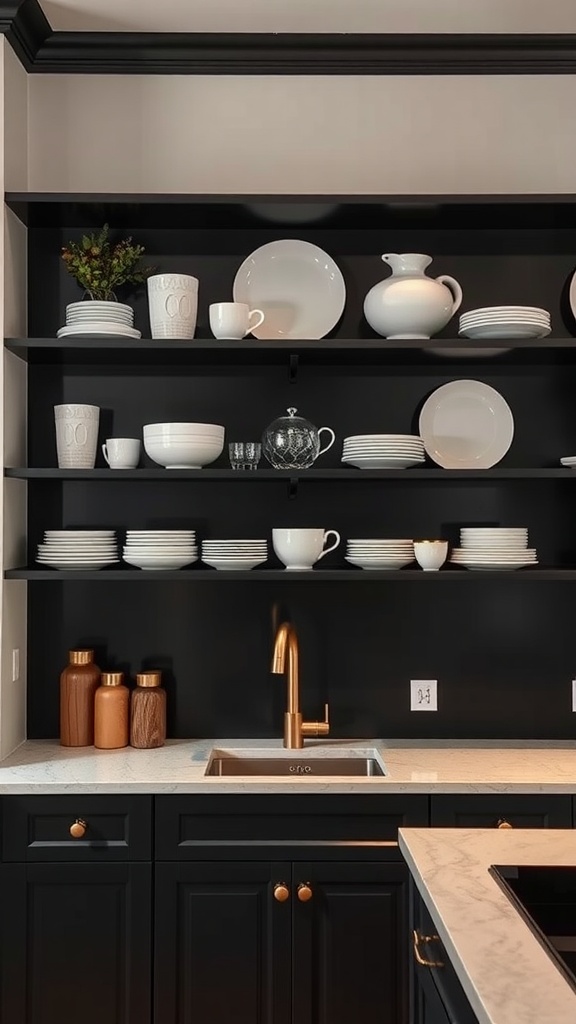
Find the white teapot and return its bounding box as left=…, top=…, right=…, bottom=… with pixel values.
left=363, top=253, right=463, bottom=340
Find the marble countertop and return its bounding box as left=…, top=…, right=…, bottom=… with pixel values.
left=399, top=828, right=576, bottom=1024
left=0, top=737, right=575, bottom=793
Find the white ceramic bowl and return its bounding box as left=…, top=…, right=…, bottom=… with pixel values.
left=144, top=436, right=224, bottom=469
left=202, top=556, right=267, bottom=571
left=143, top=422, right=224, bottom=437
left=413, top=540, right=448, bottom=571
left=123, top=553, right=198, bottom=570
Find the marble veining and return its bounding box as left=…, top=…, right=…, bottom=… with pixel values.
left=400, top=828, right=576, bottom=1024
left=0, top=738, right=574, bottom=794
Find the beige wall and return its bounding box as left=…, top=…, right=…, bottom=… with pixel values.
left=27, top=73, right=576, bottom=194
left=42, top=0, right=576, bottom=34
left=1, top=40, right=28, bottom=759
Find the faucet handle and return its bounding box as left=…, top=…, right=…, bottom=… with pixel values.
left=301, top=703, right=330, bottom=739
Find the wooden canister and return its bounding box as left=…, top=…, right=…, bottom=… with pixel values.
left=60, top=649, right=101, bottom=746
left=94, top=672, right=130, bottom=749
left=130, top=671, right=166, bottom=749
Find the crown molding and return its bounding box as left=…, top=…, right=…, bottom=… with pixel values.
left=1, top=3, right=576, bottom=74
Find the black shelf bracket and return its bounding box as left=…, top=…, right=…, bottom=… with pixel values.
left=288, top=477, right=299, bottom=500
left=288, top=354, right=299, bottom=383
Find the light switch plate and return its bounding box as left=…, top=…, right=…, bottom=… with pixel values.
left=572, top=680, right=576, bottom=712
left=410, top=679, right=438, bottom=711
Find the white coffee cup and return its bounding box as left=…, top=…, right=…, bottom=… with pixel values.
left=273, top=528, right=341, bottom=571
left=147, top=273, right=199, bottom=339
left=102, top=438, right=141, bottom=469
left=413, top=540, right=448, bottom=572
left=209, top=302, right=265, bottom=340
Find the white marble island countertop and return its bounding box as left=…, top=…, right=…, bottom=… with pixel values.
left=399, top=827, right=576, bottom=1024
left=0, top=737, right=574, bottom=794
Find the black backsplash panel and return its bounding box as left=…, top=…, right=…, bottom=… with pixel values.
left=23, top=207, right=576, bottom=740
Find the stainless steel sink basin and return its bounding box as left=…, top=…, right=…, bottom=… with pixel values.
left=206, top=756, right=385, bottom=777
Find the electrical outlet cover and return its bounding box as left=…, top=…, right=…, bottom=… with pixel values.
left=410, top=679, right=438, bottom=711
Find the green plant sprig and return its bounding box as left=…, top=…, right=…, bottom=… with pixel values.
left=61, top=224, right=153, bottom=301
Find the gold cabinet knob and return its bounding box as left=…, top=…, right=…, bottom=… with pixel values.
left=69, top=818, right=87, bottom=839
left=496, top=818, right=514, bottom=829
left=273, top=883, right=290, bottom=902
left=297, top=883, right=313, bottom=902
left=412, top=930, right=444, bottom=968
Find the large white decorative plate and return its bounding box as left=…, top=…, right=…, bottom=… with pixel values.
left=418, top=380, right=514, bottom=469
left=233, top=239, right=345, bottom=340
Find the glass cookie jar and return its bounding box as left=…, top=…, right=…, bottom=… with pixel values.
left=262, top=408, right=336, bottom=470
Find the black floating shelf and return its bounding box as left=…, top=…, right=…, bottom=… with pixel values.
left=5, top=569, right=576, bottom=582
left=4, top=468, right=574, bottom=481
left=5, top=337, right=576, bottom=366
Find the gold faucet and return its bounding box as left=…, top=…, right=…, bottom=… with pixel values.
left=271, top=621, right=330, bottom=749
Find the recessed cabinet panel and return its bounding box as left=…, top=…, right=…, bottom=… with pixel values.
left=292, top=861, right=408, bottom=1024
left=154, top=861, right=291, bottom=1024
left=0, top=862, right=152, bottom=1024
left=430, top=795, right=572, bottom=829
left=154, top=795, right=429, bottom=858
left=2, top=795, right=153, bottom=861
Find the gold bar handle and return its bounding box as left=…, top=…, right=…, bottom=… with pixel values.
left=301, top=703, right=330, bottom=738
left=412, top=930, right=445, bottom=968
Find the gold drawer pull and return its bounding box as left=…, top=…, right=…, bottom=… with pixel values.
left=496, top=818, right=514, bottom=829
left=413, top=930, right=444, bottom=968
left=69, top=818, right=87, bottom=839
left=273, top=883, right=290, bottom=902
left=297, top=883, right=313, bottom=902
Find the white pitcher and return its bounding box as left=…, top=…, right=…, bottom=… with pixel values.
left=363, top=253, right=463, bottom=340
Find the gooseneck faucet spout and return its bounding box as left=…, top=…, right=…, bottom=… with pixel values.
left=271, top=621, right=329, bottom=750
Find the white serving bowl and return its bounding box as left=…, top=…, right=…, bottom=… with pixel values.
left=123, top=553, right=198, bottom=570
left=345, top=556, right=414, bottom=570
left=202, top=556, right=267, bottom=571
left=143, top=422, right=224, bottom=438
left=144, top=437, right=224, bottom=469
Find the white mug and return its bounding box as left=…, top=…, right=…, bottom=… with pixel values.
left=209, top=302, right=265, bottom=340
left=273, top=528, right=341, bottom=571
left=54, top=404, right=100, bottom=469
left=147, top=274, right=199, bottom=339
left=102, top=438, right=141, bottom=469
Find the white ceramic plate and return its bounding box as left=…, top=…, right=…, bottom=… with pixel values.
left=342, top=457, right=424, bottom=469
left=345, top=557, right=414, bottom=570
left=453, top=562, right=538, bottom=571
left=57, top=324, right=142, bottom=339
left=344, top=434, right=422, bottom=442
left=233, top=239, right=346, bottom=340
left=36, top=562, right=118, bottom=571
left=459, top=325, right=550, bottom=340
left=419, top=379, right=514, bottom=469
left=202, top=558, right=267, bottom=571
left=123, top=555, right=198, bottom=570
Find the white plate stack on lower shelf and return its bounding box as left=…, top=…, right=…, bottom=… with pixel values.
left=123, top=531, right=198, bottom=570
left=341, top=435, right=425, bottom=470
left=36, top=530, right=119, bottom=571
left=58, top=301, right=141, bottom=339
left=458, top=306, right=551, bottom=340
left=345, top=539, right=416, bottom=571
left=450, top=528, right=538, bottom=571
left=201, top=539, right=268, bottom=571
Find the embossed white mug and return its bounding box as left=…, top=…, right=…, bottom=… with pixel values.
left=54, top=404, right=100, bottom=469
left=102, top=438, right=141, bottom=469
left=209, top=302, right=265, bottom=340
left=273, top=528, right=341, bottom=571
left=147, top=273, right=199, bottom=339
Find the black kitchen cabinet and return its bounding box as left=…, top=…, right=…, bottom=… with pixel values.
left=154, top=857, right=407, bottom=1024
left=0, top=861, right=152, bottom=1024
left=410, top=881, right=479, bottom=1024
left=154, top=860, right=292, bottom=1024
left=292, top=860, right=408, bottom=1024
left=430, top=794, right=572, bottom=830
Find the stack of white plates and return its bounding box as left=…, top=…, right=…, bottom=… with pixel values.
left=560, top=456, right=576, bottom=470
left=37, top=530, right=118, bottom=570
left=58, top=301, right=141, bottom=339
left=458, top=306, right=551, bottom=340
left=450, top=527, right=537, bottom=571
left=341, top=435, right=425, bottom=470
left=345, top=539, right=415, bottom=571
left=201, top=539, right=268, bottom=571
left=123, top=530, right=198, bottom=570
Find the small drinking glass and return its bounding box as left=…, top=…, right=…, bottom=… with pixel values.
left=229, top=442, right=262, bottom=470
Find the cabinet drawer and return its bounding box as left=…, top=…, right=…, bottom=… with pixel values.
left=2, top=795, right=153, bottom=862
left=430, top=795, right=572, bottom=830
left=411, top=882, right=479, bottom=1024
left=155, top=794, right=429, bottom=860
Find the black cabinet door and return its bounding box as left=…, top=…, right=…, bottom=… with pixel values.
left=154, top=861, right=292, bottom=1024
left=430, top=795, right=572, bottom=829
left=0, top=861, right=152, bottom=1024
left=292, top=861, right=408, bottom=1024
